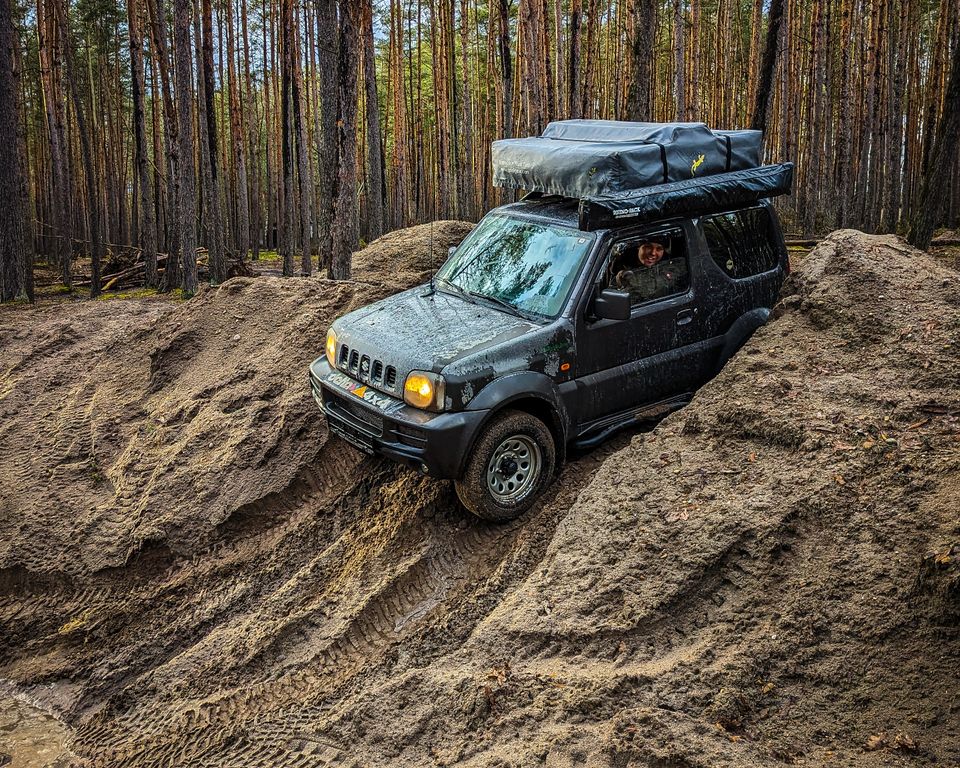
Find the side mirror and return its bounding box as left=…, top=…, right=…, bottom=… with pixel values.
left=448, top=246, right=456, bottom=258
left=594, top=288, right=631, bottom=321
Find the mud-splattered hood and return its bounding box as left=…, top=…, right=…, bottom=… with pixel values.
left=331, top=285, right=543, bottom=397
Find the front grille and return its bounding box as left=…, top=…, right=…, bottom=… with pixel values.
left=325, top=391, right=384, bottom=435
left=338, top=344, right=398, bottom=392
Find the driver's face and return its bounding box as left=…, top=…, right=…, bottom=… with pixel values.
left=639, top=242, right=665, bottom=267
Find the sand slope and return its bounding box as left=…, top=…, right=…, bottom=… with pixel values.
left=0, top=228, right=957, bottom=767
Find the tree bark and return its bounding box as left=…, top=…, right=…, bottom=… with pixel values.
left=330, top=0, right=360, bottom=279
left=626, top=0, right=655, bottom=121
left=240, top=0, right=260, bottom=259
left=194, top=0, right=225, bottom=284
left=60, top=0, right=102, bottom=297
left=292, top=2, right=313, bottom=275
left=127, top=0, right=157, bottom=288
left=908, top=42, right=960, bottom=250
left=146, top=0, right=180, bottom=285
left=497, top=0, right=513, bottom=137
left=225, top=0, right=249, bottom=263
left=749, top=0, right=785, bottom=134
left=673, top=0, right=685, bottom=121
left=317, top=0, right=338, bottom=272
left=0, top=0, right=27, bottom=301
left=567, top=0, right=581, bottom=118
left=173, top=0, right=198, bottom=295
left=362, top=0, right=384, bottom=240
left=36, top=0, right=71, bottom=286
left=279, top=0, right=294, bottom=275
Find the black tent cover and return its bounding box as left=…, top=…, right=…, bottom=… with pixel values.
left=575, top=163, right=795, bottom=231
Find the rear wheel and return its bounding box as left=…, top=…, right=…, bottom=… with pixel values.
left=455, top=409, right=556, bottom=522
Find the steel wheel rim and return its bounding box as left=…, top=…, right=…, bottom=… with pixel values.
left=486, top=434, right=541, bottom=503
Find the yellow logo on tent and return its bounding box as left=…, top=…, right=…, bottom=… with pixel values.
left=691, top=153, right=705, bottom=176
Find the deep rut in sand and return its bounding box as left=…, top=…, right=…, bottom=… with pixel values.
left=24, top=438, right=626, bottom=768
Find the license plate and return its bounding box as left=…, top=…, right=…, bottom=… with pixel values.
left=328, top=420, right=375, bottom=455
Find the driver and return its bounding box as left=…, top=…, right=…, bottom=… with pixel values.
left=615, top=238, right=688, bottom=301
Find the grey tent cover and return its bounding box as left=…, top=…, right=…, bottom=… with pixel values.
left=492, top=120, right=763, bottom=198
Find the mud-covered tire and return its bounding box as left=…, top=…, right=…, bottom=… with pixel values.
left=455, top=409, right=556, bottom=522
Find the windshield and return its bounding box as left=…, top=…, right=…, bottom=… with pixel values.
left=435, top=214, right=594, bottom=318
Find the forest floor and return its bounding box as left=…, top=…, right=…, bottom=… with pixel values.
left=0, top=224, right=958, bottom=768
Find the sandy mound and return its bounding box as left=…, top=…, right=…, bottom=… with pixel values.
left=0, top=229, right=957, bottom=767
left=351, top=220, right=475, bottom=285
left=0, top=221, right=471, bottom=576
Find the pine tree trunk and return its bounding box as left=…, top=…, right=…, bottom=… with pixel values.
left=317, top=0, right=338, bottom=272
left=497, top=0, right=513, bottom=138
left=173, top=0, right=198, bottom=294
left=362, top=0, right=384, bottom=240
left=240, top=2, right=259, bottom=259
left=63, top=2, right=102, bottom=298
left=146, top=0, right=180, bottom=285
left=263, top=0, right=275, bottom=252
left=567, top=0, right=581, bottom=118
left=279, top=0, right=294, bottom=275
left=292, top=3, right=312, bottom=275
left=330, top=0, right=360, bottom=279
left=225, top=0, right=249, bottom=263
left=197, top=0, right=226, bottom=284
left=908, top=41, right=960, bottom=249
left=0, top=0, right=27, bottom=301
left=673, top=0, right=685, bottom=121
left=749, top=0, right=785, bottom=134
left=834, top=0, right=853, bottom=226
left=388, top=0, right=409, bottom=228
left=626, top=0, right=655, bottom=120
left=127, top=0, right=157, bottom=288
left=37, top=0, right=71, bottom=286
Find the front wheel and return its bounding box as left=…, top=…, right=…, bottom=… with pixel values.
left=455, top=409, right=556, bottom=522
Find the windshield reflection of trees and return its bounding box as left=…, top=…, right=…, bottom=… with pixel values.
left=451, top=220, right=583, bottom=315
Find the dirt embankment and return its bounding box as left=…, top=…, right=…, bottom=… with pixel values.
left=1, top=228, right=958, bottom=768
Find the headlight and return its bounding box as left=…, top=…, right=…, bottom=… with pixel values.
left=403, top=371, right=446, bottom=411
left=325, top=329, right=338, bottom=367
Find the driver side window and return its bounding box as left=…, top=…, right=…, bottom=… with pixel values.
left=602, top=228, right=690, bottom=306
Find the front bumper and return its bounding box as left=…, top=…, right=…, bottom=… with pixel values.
left=309, top=358, right=488, bottom=479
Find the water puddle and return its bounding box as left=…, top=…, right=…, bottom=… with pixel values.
left=0, top=691, right=72, bottom=768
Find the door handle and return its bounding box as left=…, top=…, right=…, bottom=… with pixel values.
left=676, top=309, right=695, bottom=326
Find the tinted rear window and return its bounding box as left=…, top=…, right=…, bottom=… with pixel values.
left=702, top=206, right=779, bottom=279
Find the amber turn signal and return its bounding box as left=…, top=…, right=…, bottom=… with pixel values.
left=325, top=329, right=338, bottom=367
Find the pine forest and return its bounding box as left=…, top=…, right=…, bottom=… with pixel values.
left=0, top=0, right=958, bottom=298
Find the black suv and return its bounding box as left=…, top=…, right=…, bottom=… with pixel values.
left=309, top=193, right=789, bottom=521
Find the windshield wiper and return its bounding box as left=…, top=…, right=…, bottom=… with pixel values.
left=435, top=276, right=473, bottom=301
left=463, top=290, right=539, bottom=321
left=437, top=277, right=539, bottom=321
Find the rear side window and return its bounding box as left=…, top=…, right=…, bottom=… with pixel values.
left=702, top=206, right=778, bottom=279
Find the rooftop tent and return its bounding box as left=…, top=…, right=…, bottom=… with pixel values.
left=492, top=120, right=763, bottom=199
left=577, top=162, right=795, bottom=231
